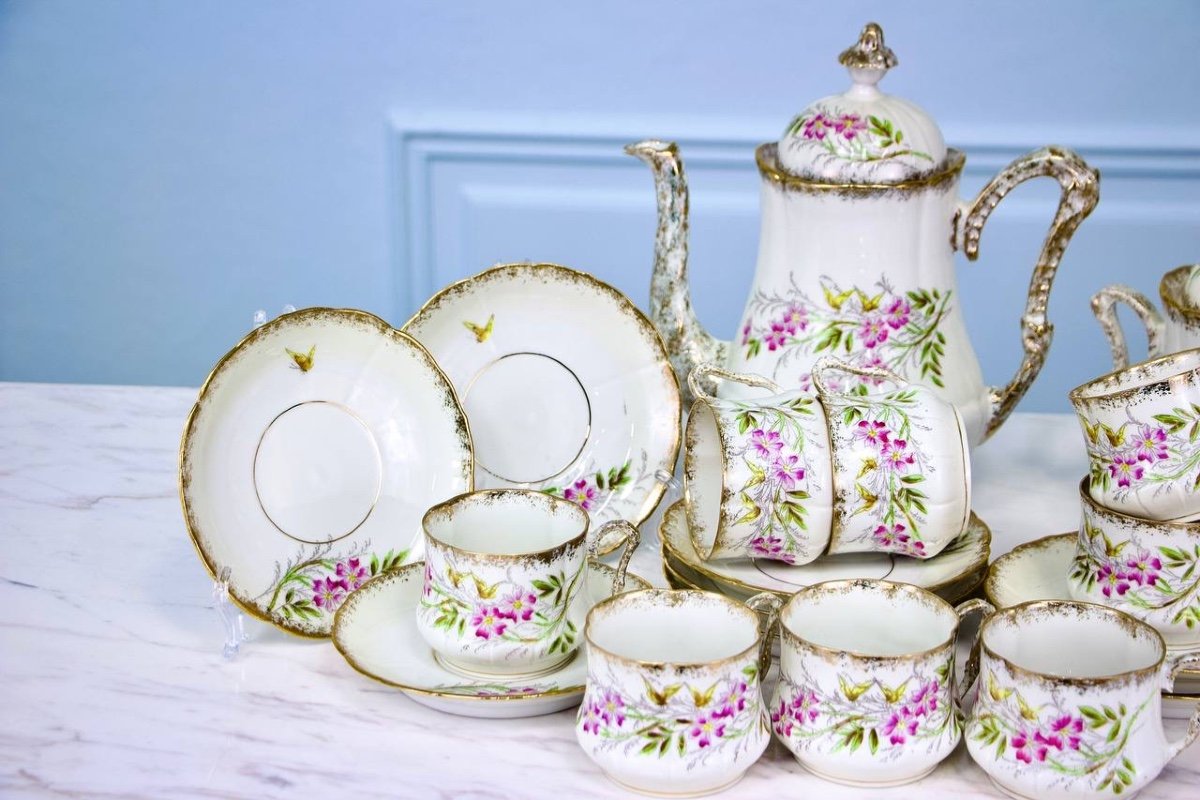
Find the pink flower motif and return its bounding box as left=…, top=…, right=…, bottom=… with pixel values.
left=833, top=113, right=867, bottom=140
left=789, top=690, right=821, bottom=724
left=764, top=322, right=790, bottom=351
left=498, top=589, right=537, bottom=621
left=860, top=316, right=890, bottom=349
left=771, top=698, right=794, bottom=738
left=802, top=113, right=832, bottom=141
left=563, top=478, right=599, bottom=511
left=882, top=708, right=919, bottom=745
left=1048, top=715, right=1084, bottom=750
left=690, top=712, right=727, bottom=748
left=883, top=439, right=916, bottom=473
left=1012, top=729, right=1048, bottom=764
left=1097, top=563, right=1131, bottom=598
left=772, top=453, right=806, bottom=489
left=907, top=680, right=940, bottom=717
left=312, top=576, right=349, bottom=610
left=1034, top=730, right=1064, bottom=751
left=740, top=321, right=752, bottom=345
left=885, top=296, right=912, bottom=329
left=750, top=429, right=784, bottom=460
left=750, top=534, right=793, bottom=563
left=780, top=304, right=809, bottom=335
left=873, top=524, right=927, bottom=557
left=422, top=562, right=434, bottom=597
left=336, top=557, right=368, bottom=591
left=599, top=691, right=626, bottom=727
left=1130, top=425, right=1169, bottom=462
left=579, top=701, right=602, bottom=735
left=854, top=419, right=891, bottom=448
left=716, top=681, right=749, bottom=718
left=1125, top=551, right=1162, bottom=586
left=858, top=352, right=891, bottom=385
left=1107, top=455, right=1145, bottom=488
left=471, top=606, right=508, bottom=639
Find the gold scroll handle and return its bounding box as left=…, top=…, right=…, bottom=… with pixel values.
left=955, top=146, right=1100, bottom=441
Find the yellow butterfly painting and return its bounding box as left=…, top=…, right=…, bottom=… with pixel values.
left=463, top=314, right=494, bottom=343
left=285, top=345, right=315, bottom=372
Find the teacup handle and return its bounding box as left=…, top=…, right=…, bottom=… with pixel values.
left=1163, top=651, right=1200, bottom=761
left=952, top=597, right=996, bottom=706
left=687, top=362, right=782, bottom=403
left=1090, top=285, right=1166, bottom=370
left=745, top=592, right=783, bottom=678
left=592, top=520, right=641, bottom=596
left=810, top=355, right=907, bottom=396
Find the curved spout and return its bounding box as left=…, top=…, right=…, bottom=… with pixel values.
left=625, top=140, right=727, bottom=404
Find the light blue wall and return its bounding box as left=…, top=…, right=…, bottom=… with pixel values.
left=1, top=1, right=1198, bottom=414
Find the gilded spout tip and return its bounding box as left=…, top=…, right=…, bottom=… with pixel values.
left=624, top=139, right=678, bottom=161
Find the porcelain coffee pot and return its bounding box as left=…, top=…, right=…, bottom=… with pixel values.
left=628, top=22, right=1100, bottom=446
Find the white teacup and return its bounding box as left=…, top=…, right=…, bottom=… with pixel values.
left=771, top=579, right=992, bottom=786
left=966, top=601, right=1200, bottom=800
left=1070, top=348, right=1200, bottom=522
left=1069, top=477, right=1200, bottom=648
left=685, top=363, right=833, bottom=564
left=1091, top=266, right=1200, bottom=369
left=575, top=589, right=778, bottom=796
left=417, top=489, right=638, bottom=678
left=814, top=357, right=972, bottom=559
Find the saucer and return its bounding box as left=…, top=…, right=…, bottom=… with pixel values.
left=984, top=533, right=1200, bottom=694
left=659, top=499, right=989, bottom=603
left=332, top=561, right=651, bottom=719
left=402, top=263, right=681, bottom=554
left=181, top=308, right=473, bottom=637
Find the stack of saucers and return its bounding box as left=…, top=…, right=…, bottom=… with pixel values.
left=666, top=356, right=990, bottom=608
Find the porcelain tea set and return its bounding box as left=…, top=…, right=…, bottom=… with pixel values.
left=177, top=21, right=1199, bottom=799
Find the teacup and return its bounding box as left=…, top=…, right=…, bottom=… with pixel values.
left=575, top=589, right=778, bottom=796
left=966, top=601, right=1200, bottom=800
left=1070, top=347, right=1200, bottom=522
left=1069, top=477, right=1200, bottom=648
left=684, top=363, right=833, bottom=564
left=770, top=579, right=992, bottom=786
left=417, top=489, right=639, bottom=678
left=815, top=357, right=972, bottom=559
left=1091, top=266, right=1200, bottom=369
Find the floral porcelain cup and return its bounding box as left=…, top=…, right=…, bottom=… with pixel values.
left=575, top=589, right=779, bottom=796
left=1091, top=266, right=1200, bottom=370
left=418, top=489, right=639, bottom=678
left=1070, top=348, right=1200, bottom=522
left=814, top=357, right=971, bottom=559
left=1069, top=478, right=1200, bottom=648
left=770, top=579, right=992, bottom=786
left=684, top=363, right=833, bottom=564
left=966, top=601, right=1200, bottom=800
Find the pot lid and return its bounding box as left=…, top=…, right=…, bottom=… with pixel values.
left=778, top=23, right=947, bottom=183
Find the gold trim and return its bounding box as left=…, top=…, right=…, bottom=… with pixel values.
left=756, top=144, right=965, bottom=193
left=659, top=499, right=991, bottom=600
left=422, top=488, right=589, bottom=561
left=980, top=600, right=1166, bottom=687
left=1079, top=476, right=1200, bottom=535
left=982, top=532, right=1076, bottom=610
left=179, top=306, right=475, bottom=639
left=778, top=579, right=959, bottom=662
left=1160, top=265, right=1200, bottom=321
left=1068, top=346, right=1200, bottom=405
left=402, top=261, right=683, bottom=555
left=331, top=561, right=651, bottom=702
left=584, top=588, right=763, bottom=670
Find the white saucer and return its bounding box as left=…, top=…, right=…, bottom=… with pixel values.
left=332, top=561, right=651, bottom=719
left=180, top=308, right=473, bottom=637
left=660, top=499, right=989, bottom=603
left=402, top=263, right=681, bottom=553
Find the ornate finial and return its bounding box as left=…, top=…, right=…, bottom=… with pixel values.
left=838, top=22, right=897, bottom=71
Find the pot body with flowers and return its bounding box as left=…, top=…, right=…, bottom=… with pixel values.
left=575, top=589, right=777, bottom=796
left=770, top=579, right=992, bottom=786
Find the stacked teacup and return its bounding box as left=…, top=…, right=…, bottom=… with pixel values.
left=683, top=356, right=971, bottom=568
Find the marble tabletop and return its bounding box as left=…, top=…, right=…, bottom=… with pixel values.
left=1, top=382, right=1197, bottom=798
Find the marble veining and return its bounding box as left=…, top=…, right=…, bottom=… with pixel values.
left=0, top=383, right=1197, bottom=798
